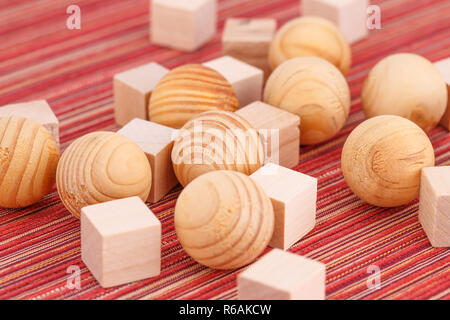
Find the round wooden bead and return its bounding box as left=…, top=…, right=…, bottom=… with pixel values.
left=171, top=110, right=264, bottom=187
left=175, top=170, right=274, bottom=270
left=0, top=116, right=59, bottom=208
left=56, top=131, right=152, bottom=218
left=264, top=57, right=350, bottom=145
left=149, top=64, right=238, bottom=129
left=268, top=16, right=351, bottom=75
left=362, top=53, right=448, bottom=132
left=341, top=115, right=435, bottom=207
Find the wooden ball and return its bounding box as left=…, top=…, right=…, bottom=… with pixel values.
left=264, top=57, right=350, bottom=145
left=149, top=64, right=238, bottom=129
left=362, top=53, right=448, bottom=132
left=175, top=170, right=274, bottom=270
left=172, top=110, right=264, bottom=186
left=0, top=116, right=59, bottom=208
left=56, top=131, right=152, bottom=218
left=268, top=16, right=351, bottom=75
left=341, top=115, right=435, bottom=207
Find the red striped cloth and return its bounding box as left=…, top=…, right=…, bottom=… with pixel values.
left=0, top=0, right=449, bottom=300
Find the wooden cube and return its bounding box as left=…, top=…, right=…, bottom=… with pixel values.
left=236, top=101, right=300, bottom=168
left=419, top=166, right=450, bottom=247
left=151, top=0, right=217, bottom=51
left=0, top=100, right=59, bottom=149
left=204, top=56, right=263, bottom=108
left=81, top=197, right=161, bottom=288
left=250, top=163, right=317, bottom=250
left=301, top=0, right=369, bottom=43
left=114, top=62, right=169, bottom=126
left=238, top=249, right=325, bottom=300
left=222, top=18, right=277, bottom=79
left=117, top=118, right=179, bottom=203
left=435, top=58, right=450, bottom=130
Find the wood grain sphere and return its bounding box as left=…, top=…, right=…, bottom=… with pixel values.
left=175, top=170, right=275, bottom=270
left=362, top=53, right=448, bottom=132
left=0, top=116, right=59, bottom=208
left=341, top=115, right=435, bottom=207
left=56, top=131, right=152, bottom=218
left=264, top=57, right=350, bottom=145
left=149, top=64, right=238, bottom=129
left=268, top=16, right=351, bottom=75
left=172, top=110, right=264, bottom=187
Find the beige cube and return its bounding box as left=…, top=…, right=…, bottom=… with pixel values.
left=419, top=166, right=450, bottom=247
left=222, top=18, right=277, bottom=79
left=117, top=118, right=179, bottom=203
left=114, top=62, right=169, bottom=126
left=236, top=101, right=300, bottom=168
left=435, top=58, right=450, bottom=130
left=151, top=0, right=217, bottom=51
left=81, top=197, right=161, bottom=288
left=302, top=0, right=369, bottom=43
left=0, top=100, right=59, bottom=148
left=238, top=249, right=325, bottom=300
left=204, top=56, right=263, bottom=108
left=251, top=163, right=317, bottom=250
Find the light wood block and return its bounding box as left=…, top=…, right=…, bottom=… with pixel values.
left=419, top=166, right=450, bottom=247
left=250, top=163, right=317, bottom=250
left=236, top=101, right=300, bottom=168
left=117, top=118, right=179, bottom=203
left=81, top=196, right=161, bottom=288
left=436, top=58, right=450, bottom=130
left=238, top=249, right=325, bottom=300
left=114, top=62, right=169, bottom=126
left=222, top=18, right=277, bottom=79
left=301, top=0, right=369, bottom=43
left=0, top=100, right=59, bottom=149
left=204, top=56, right=263, bottom=108
left=151, top=0, right=217, bottom=51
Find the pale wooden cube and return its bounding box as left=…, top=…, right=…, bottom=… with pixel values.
left=81, top=197, right=161, bottom=288
left=250, top=163, right=317, bottom=250
left=114, top=62, right=169, bottom=126
left=117, top=118, right=179, bottom=203
left=236, top=101, right=300, bottom=168
left=222, top=18, right=277, bottom=79
left=204, top=56, right=263, bottom=108
left=151, top=0, right=217, bottom=51
left=435, top=58, right=450, bottom=130
left=0, top=100, right=59, bottom=149
left=238, top=249, right=325, bottom=300
left=302, top=0, right=369, bottom=43
left=419, top=166, right=450, bottom=247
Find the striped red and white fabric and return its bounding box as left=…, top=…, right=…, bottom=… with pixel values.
left=0, top=0, right=449, bottom=300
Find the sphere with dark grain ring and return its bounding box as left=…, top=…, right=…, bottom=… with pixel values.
left=149, top=64, right=238, bottom=129
left=341, top=115, right=435, bottom=207
left=0, top=116, right=59, bottom=208
left=56, top=131, right=152, bottom=218
left=175, top=170, right=275, bottom=270
left=268, top=16, right=351, bottom=75
left=171, top=110, right=265, bottom=187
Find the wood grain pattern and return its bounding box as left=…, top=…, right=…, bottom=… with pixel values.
left=362, top=53, right=448, bottom=132
left=0, top=116, right=59, bottom=208
left=268, top=16, right=351, bottom=75
left=149, top=64, right=238, bottom=129
left=264, top=57, right=350, bottom=145
left=341, top=115, right=435, bottom=208
left=171, top=110, right=264, bottom=186
left=175, top=170, right=274, bottom=270
left=56, top=131, right=152, bottom=218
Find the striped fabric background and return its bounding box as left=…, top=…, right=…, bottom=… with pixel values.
left=0, top=0, right=449, bottom=300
